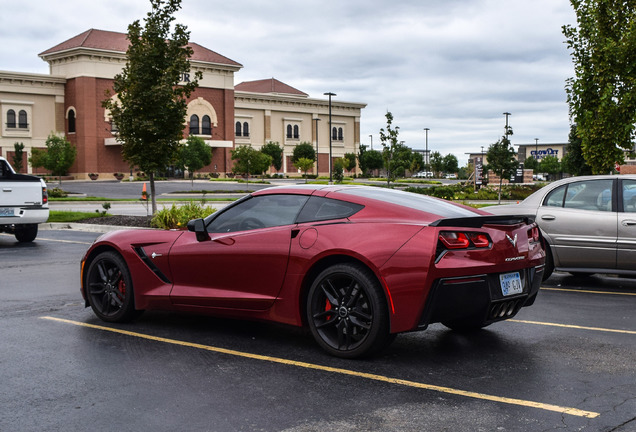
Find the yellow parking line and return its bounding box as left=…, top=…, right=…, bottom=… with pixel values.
left=510, top=319, right=636, bottom=335
left=41, top=316, right=599, bottom=419
left=541, top=287, right=636, bottom=296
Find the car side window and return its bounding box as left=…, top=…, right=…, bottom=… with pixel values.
left=622, top=180, right=636, bottom=212
left=544, top=185, right=566, bottom=207
left=296, top=196, right=364, bottom=223
left=558, top=179, right=613, bottom=212
left=207, top=194, right=309, bottom=233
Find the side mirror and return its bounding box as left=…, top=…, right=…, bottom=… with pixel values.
left=187, top=218, right=210, bottom=242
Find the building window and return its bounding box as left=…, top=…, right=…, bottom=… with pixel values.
left=332, top=127, right=337, bottom=141
left=190, top=114, right=200, bottom=135
left=202, top=115, right=211, bottom=135
left=286, top=124, right=293, bottom=139
left=243, top=122, right=249, bottom=137
left=293, top=125, right=299, bottom=139
left=338, top=127, right=343, bottom=141
left=68, top=109, right=76, bottom=133
left=6, top=110, right=16, bottom=128
left=18, top=110, right=28, bottom=129
left=111, top=121, right=119, bottom=134
left=236, top=121, right=243, bottom=137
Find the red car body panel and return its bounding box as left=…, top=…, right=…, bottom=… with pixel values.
left=81, top=185, right=545, bottom=335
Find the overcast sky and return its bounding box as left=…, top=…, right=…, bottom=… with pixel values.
left=0, top=0, right=577, bottom=164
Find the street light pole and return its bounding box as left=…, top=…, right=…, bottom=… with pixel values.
left=324, top=92, right=336, bottom=184
left=423, top=128, right=430, bottom=171
left=369, top=134, right=373, bottom=150
left=315, top=117, right=321, bottom=176
left=534, top=137, right=539, bottom=159
left=503, top=112, right=512, bottom=140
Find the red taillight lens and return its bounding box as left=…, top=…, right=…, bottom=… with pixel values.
left=468, top=233, right=491, bottom=248
left=439, top=232, right=470, bottom=249
left=439, top=231, right=491, bottom=250
left=528, top=226, right=539, bottom=243
left=42, top=187, right=48, bottom=204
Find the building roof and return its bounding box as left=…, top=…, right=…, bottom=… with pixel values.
left=235, top=78, right=308, bottom=97
left=39, top=28, right=242, bottom=67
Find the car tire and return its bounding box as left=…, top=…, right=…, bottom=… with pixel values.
left=543, top=244, right=554, bottom=281
left=307, top=263, right=392, bottom=358
left=15, top=224, right=38, bottom=243
left=85, top=251, right=141, bottom=323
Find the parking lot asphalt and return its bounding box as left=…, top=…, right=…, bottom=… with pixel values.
left=1, top=229, right=635, bottom=432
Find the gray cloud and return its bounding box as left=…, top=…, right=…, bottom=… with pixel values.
left=1, top=0, right=577, bottom=163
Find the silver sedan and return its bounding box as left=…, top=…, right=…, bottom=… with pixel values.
left=487, top=175, right=636, bottom=279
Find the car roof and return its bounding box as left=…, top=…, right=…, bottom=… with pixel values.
left=252, top=184, right=480, bottom=219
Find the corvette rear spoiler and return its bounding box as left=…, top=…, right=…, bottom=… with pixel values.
left=430, top=214, right=532, bottom=228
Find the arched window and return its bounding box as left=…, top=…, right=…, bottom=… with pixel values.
left=235, top=121, right=243, bottom=137
left=18, top=110, right=28, bottom=128
left=202, top=115, right=211, bottom=135
left=6, top=110, right=16, bottom=128
left=338, top=127, right=343, bottom=141
left=68, top=109, right=76, bottom=133
left=332, top=127, right=338, bottom=140
left=243, top=122, right=249, bottom=137
left=190, top=115, right=200, bottom=135
left=286, top=124, right=293, bottom=138
left=293, top=125, right=299, bottom=139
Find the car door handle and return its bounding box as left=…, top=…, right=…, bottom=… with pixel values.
left=2, top=188, right=11, bottom=192
left=622, top=220, right=636, bottom=226
left=540, top=215, right=555, bottom=221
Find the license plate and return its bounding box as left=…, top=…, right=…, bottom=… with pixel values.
left=500, top=272, right=523, bottom=296
left=0, top=208, right=14, bottom=217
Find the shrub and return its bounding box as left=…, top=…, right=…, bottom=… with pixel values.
left=48, top=187, right=68, bottom=198
left=151, top=202, right=217, bottom=230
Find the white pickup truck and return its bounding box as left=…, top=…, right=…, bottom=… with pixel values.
left=0, top=156, right=49, bottom=242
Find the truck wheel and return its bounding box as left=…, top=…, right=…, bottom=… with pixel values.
left=15, top=224, right=38, bottom=243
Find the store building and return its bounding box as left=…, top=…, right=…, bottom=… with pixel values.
left=0, top=29, right=365, bottom=178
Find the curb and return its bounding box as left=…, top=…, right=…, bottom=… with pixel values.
left=40, top=223, right=154, bottom=233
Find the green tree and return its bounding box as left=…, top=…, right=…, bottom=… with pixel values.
left=359, top=147, right=383, bottom=177
left=261, top=141, right=283, bottom=173
left=409, top=151, right=424, bottom=175
left=561, top=124, right=593, bottom=175
left=179, top=135, right=212, bottom=186
left=429, top=151, right=444, bottom=177
left=442, top=153, right=459, bottom=174
left=485, top=136, right=519, bottom=203
left=380, top=112, right=412, bottom=186
left=102, top=0, right=201, bottom=214
left=523, top=155, right=539, bottom=172
left=12, top=142, right=24, bottom=173
left=333, top=158, right=345, bottom=183
left=343, top=152, right=357, bottom=174
left=292, top=142, right=316, bottom=164
left=29, top=134, right=77, bottom=186
left=295, top=157, right=314, bottom=183
left=539, top=155, right=562, bottom=180
left=231, top=145, right=272, bottom=178
left=563, top=0, right=636, bottom=173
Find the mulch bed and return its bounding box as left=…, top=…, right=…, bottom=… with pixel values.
left=76, top=215, right=154, bottom=228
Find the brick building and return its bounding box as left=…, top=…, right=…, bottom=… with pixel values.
left=1, top=29, right=365, bottom=178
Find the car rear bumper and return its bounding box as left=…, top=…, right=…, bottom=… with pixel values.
left=418, top=264, right=544, bottom=328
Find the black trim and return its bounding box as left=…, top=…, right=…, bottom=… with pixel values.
left=430, top=215, right=529, bottom=228
left=134, top=247, right=171, bottom=283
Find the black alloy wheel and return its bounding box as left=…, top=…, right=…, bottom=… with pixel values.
left=86, top=251, right=139, bottom=322
left=307, top=263, right=391, bottom=358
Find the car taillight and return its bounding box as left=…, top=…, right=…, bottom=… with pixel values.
left=527, top=226, right=539, bottom=243
left=42, top=186, right=48, bottom=204
left=438, top=231, right=491, bottom=249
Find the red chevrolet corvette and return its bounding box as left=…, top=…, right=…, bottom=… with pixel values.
left=81, top=185, right=545, bottom=358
